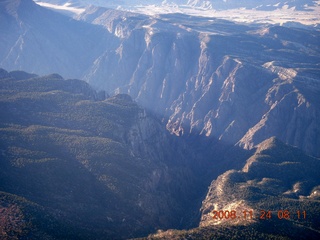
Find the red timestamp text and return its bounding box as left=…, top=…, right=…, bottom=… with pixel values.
left=211, top=210, right=307, bottom=221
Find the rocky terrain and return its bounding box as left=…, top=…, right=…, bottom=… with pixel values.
left=1, top=1, right=320, bottom=239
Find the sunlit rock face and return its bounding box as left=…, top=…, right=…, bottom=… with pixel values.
left=78, top=8, right=320, bottom=157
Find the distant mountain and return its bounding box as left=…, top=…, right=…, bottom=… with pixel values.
left=33, top=0, right=320, bottom=28
left=34, top=0, right=318, bottom=11
left=0, top=68, right=220, bottom=238
left=189, top=0, right=318, bottom=10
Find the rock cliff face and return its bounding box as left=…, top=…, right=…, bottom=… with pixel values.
left=78, top=8, right=320, bottom=157
left=1, top=2, right=319, bottom=158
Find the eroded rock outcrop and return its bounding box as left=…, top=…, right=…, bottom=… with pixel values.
left=200, top=137, right=320, bottom=229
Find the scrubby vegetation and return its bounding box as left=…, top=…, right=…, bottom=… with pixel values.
left=0, top=69, right=206, bottom=239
